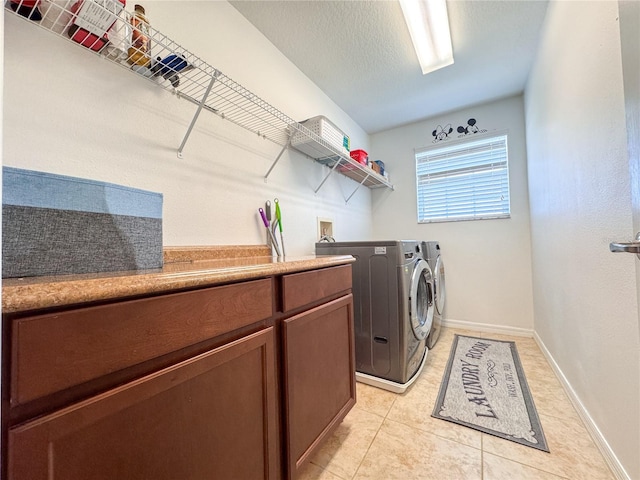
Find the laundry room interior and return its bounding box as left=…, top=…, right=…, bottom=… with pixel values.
left=2, top=1, right=639, bottom=480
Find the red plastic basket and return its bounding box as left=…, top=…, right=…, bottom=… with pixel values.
left=350, top=149, right=368, bottom=165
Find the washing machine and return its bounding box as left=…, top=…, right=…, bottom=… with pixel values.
left=315, top=240, right=434, bottom=393
left=421, top=241, right=446, bottom=349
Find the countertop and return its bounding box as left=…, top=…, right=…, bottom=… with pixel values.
left=3, top=245, right=354, bottom=314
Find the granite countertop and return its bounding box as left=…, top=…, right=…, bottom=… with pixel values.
left=3, top=245, right=354, bottom=314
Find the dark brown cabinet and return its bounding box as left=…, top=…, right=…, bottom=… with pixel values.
left=3, top=263, right=354, bottom=479
left=8, top=327, right=279, bottom=479
left=282, top=295, right=356, bottom=478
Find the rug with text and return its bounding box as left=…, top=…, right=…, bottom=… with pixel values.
left=432, top=334, right=549, bottom=452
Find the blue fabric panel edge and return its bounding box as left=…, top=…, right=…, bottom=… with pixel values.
left=2, top=167, right=163, bottom=219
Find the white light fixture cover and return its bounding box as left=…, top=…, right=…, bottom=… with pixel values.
left=399, top=0, right=454, bottom=75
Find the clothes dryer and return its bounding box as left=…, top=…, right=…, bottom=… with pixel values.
left=421, top=241, right=446, bottom=349
left=315, top=240, right=434, bottom=393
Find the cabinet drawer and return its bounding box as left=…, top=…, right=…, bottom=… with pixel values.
left=282, top=265, right=352, bottom=312
left=11, top=278, right=273, bottom=405
left=9, top=327, right=279, bottom=480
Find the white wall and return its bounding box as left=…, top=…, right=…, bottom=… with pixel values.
left=525, top=1, right=640, bottom=478
left=2, top=1, right=373, bottom=256
left=370, top=95, right=534, bottom=331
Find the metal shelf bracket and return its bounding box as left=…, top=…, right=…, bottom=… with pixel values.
left=177, top=71, right=220, bottom=158
left=264, top=139, right=291, bottom=182
left=313, top=159, right=342, bottom=194
left=344, top=174, right=370, bottom=203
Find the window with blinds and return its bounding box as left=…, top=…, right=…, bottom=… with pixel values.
left=415, top=133, right=510, bottom=223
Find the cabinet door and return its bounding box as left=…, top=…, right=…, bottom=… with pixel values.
left=8, top=327, right=279, bottom=480
left=282, top=294, right=356, bottom=479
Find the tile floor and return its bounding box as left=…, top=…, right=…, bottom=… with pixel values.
left=298, top=327, right=615, bottom=480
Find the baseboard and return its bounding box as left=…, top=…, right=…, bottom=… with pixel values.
left=442, top=318, right=534, bottom=337
left=533, top=332, right=630, bottom=480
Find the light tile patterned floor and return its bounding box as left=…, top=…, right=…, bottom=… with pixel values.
left=298, top=327, right=615, bottom=480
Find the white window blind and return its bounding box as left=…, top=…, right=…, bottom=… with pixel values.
left=416, top=134, right=510, bottom=223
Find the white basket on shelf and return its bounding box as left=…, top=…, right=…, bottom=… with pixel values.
left=291, top=115, right=350, bottom=159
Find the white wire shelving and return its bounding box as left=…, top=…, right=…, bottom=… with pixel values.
left=5, top=0, right=394, bottom=200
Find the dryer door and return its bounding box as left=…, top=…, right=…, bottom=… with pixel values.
left=434, top=255, right=446, bottom=315
left=410, top=258, right=434, bottom=340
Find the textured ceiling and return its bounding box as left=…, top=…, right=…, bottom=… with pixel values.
left=229, top=0, right=549, bottom=134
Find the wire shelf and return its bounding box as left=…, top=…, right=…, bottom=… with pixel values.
left=5, top=0, right=393, bottom=194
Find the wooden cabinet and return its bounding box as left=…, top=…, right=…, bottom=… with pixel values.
left=3, top=263, right=354, bottom=480
left=280, top=264, right=355, bottom=479
left=8, top=328, right=279, bottom=479
left=282, top=295, right=356, bottom=479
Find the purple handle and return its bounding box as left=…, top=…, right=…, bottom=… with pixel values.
left=259, top=208, right=270, bottom=227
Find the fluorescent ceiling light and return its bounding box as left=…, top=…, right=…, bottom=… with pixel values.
left=399, top=0, right=454, bottom=75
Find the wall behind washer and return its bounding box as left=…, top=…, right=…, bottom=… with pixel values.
left=370, top=95, right=534, bottom=331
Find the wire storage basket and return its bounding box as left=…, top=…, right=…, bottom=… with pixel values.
left=6, top=0, right=294, bottom=145
left=5, top=0, right=393, bottom=194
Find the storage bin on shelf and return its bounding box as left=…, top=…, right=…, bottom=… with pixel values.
left=66, top=0, right=126, bottom=53
left=337, top=148, right=366, bottom=174
left=291, top=115, right=350, bottom=160
left=350, top=149, right=368, bottom=165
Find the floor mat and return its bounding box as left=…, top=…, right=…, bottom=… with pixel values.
left=432, top=334, right=549, bottom=452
